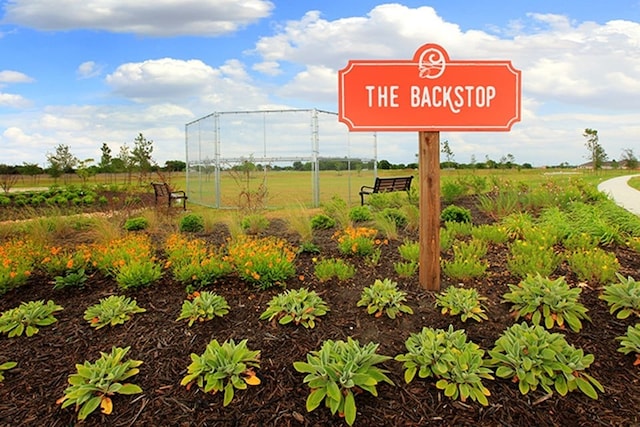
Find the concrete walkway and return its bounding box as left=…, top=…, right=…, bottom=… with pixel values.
left=597, top=174, right=640, bottom=216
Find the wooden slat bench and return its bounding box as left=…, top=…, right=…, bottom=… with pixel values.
left=359, top=176, right=413, bottom=205
left=151, top=182, right=188, bottom=210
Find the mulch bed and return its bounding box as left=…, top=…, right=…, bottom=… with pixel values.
left=0, top=197, right=639, bottom=426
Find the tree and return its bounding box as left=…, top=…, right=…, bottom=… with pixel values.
left=620, top=148, right=638, bottom=170
left=75, top=158, right=96, bottom=184
left=164, top=160, right=186, bottom=172
left=99, top=143, right=113, bottom=172
left=117, top=144, right=135, bottom=185
left=131, top=133, right=155, bottom=184
left=441, top=139, right=455, bottom=168
left=583, top=128, right=607, bottom=171
left=378, top=159, right=391, bottom=170
left=46, top=144, right=78, bottom=182
left=0, top=164, right=19, bottom=193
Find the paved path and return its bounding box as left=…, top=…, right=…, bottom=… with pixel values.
left=597, top=174, right=640, bottom=216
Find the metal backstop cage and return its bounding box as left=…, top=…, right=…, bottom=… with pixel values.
left=185, top=109, right=378, bottom=209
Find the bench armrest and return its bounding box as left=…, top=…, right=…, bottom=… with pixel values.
left=360, top=185, right=375, bottom=193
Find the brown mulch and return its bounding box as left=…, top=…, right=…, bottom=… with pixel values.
left=0, top=198, right=639, bottom=427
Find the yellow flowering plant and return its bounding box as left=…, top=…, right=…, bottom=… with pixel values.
left=164, top=234, right=233, bottom=290
left=227, top=235, right=296, bottom=289
left=333, top=226, right=379, bottom=257
left=0, top=239, right=36, bottom=295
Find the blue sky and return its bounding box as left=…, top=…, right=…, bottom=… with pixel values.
left=1, top=0, right=639, bottom=167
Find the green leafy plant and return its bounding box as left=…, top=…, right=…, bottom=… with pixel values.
left=441, top=238, right=488, bottom=281
left=357, top=278, right=413, bottom=319
left=502, top=274, right=590, bottom=332
left=313, top=257, right=356, bottom=282
left=488, top=322, right=604, bottom=399
left=57, top=346, right=143, bottom=421
left=616, top=324, right=640, bottom=366
left=507, top=239, right=561, bottom=279
left=123, top=216, right=149, bottom=231
left=179, top=213, right=205, bottom=233
left=293, top=337, right=394, bottom=426
left=83, top=295, right=146, bottom=329
left=0, top=300, right=63, bottom=337
left=0, top=361, right=17, bottom=382
left=394, top=261, right=418, bottom=278
left=115, top=259, right=163, bottom=290
left=176, top=291, right=230, bottom=326
left=241, top=213, right=270, bottom=234
left=53, top=268, right=88, bottom=290
left=470, top=224, right=509, bottom=244
left=435, top=286, right=488, bottom=322
left=310, top=213, right=336, bottom=230
left=566, top=247, right=620, bottom=285
left=380, top=207, right=408, bottom=228
left=440, top=205, right=472, bottom=223
left=260, top=288, right=329, bottom=328
left=180, top=339, right=261, bottom=406
left=600, top=273, right=640, bottom=319
left=395, top=325, right=493, bottom=405
left=398, top=239, right=419, bottom=263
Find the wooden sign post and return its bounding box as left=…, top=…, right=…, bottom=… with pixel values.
left=338, top=44, right=521, bottom=290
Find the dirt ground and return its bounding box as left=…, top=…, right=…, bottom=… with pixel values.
left=0, top=198, right=639, bottom=427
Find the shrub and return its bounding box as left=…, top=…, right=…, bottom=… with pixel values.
left=293, top=337, right=393, bottom=426
left=440, top=205, right=472, bottom=223
left=357, top=278, right=413, bottom=319
left=181, top=339, right=261, bottom=406
left=488, top=322, right=603, bottom=399
left=381, top=207, right=407, bottom=228
left=395, top=325, right=493, bottom=405
left=57, top=346, right=143, bottom=421
left=123, top=216, right=149, bottom=231
left=348, top=205, right=373, bottom=222
left=0, top=300, right=63, bottom=337
left=179, top=213, right=205, bottom=233
left=260, top=288, right=329, bottom=328
left=310, top=213, right=336, bottom=230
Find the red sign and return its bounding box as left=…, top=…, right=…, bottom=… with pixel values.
left=338, top=44, right=521, bottom=131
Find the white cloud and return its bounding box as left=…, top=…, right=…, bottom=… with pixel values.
left=3, top=0, right=274, bottom=36
left=0, top=70, right=34, bottom=84
left=106, top=57, right=270, bottom=110
left=0, top=92, right=31, bottom=108
left=76, top=61, right=103, bottom=79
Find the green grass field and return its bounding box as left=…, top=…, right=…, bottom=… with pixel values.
left=7, top=168, right=636, bottom=211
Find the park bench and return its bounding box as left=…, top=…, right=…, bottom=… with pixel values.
left=151, top=182, right=188, bottom=210
left=359, top=176, right=413, bottom=205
